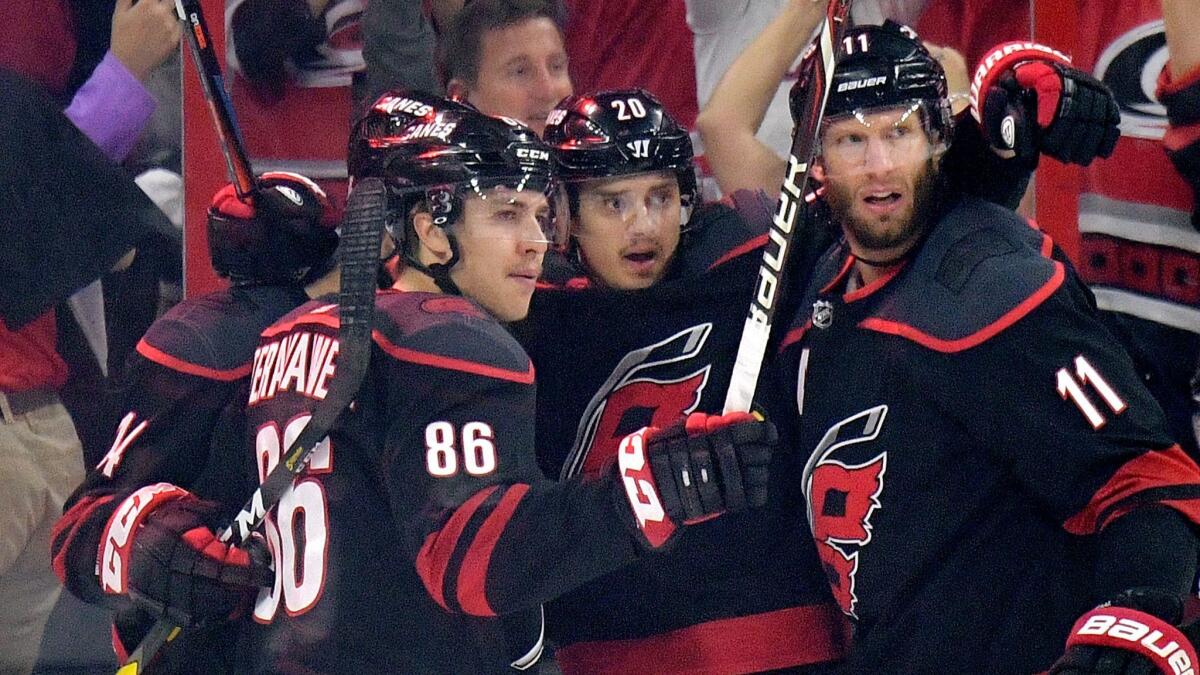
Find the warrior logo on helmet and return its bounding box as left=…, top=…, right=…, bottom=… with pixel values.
left=562, top=324, right=712, bottom=479
left=802, top=405, right=889, bottom=618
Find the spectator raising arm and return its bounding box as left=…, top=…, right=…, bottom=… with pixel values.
left=694, top=0, right=823, bottom=196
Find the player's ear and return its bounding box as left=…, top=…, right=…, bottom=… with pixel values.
left=411, top=211, right=453, bottom=263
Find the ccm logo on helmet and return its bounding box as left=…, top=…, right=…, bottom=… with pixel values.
left=837, top=76, right=887, bottom=93
left=515, top=147, right=550, bottom=161
left=1078, top=614, right=1195, bottom=675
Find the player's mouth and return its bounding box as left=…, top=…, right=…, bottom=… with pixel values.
left=621, top=247, right=661, bottom=276
left=861, top=189, right=904, bottom=215
left=509, top=267, right=541, bottom=291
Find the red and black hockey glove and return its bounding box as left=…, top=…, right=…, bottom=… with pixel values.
left=615, top=412, right=776, bottom=550
left=98, top=483, right=273, bottom=627
left=971, top=42, right=1120, bottom=166
left=208, top=171, right=338, bottom=285
left=1049, top=588, right=1200, bottom=675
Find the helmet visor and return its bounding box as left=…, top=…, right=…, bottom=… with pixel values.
left=453, top=176, right=568, bottom=247
left=816, top=100, right=947, bottom=179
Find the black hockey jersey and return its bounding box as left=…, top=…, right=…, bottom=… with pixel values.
left=51, top=283, right=310, bottom=668
left=237, top=290, right=650, bottom=673
left=775, top=195, right=1200, bottom=672
left=513, top=191, right=848, bottom=674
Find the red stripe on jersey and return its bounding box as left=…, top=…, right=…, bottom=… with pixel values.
left=455, top=483, right=531, bottom=617
left=415, top=486, right=499, bottom=610
left=819, top=256, right=856, bottom=295
left=857, top=261, right=1065, bottom=353
left=260, top=310, right=340, bottom=338
left=707, top=234, right=768, bottom=271
left=844, top=262, right=905, bottom=303
left=778, top=320, right=813, bottom=353
left=135, top=340, right=251, bottom=382
left=373, top=330, right=536, bottom=384
left=554, top=603, right=850, bottom=675
left=51, top=494, right=117, bottom=585
left=1064, top=444, right=1200, bottom=535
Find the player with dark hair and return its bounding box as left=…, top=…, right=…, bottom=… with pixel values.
left=235, top=95, right=775, bottom=672
left=513, top=28, right=1127, bottom=671
left=774, top=22, right=1200, bottom=673
left=437, top=0, right=570, bottom=136
left=50, top=172, right=340, bottom=670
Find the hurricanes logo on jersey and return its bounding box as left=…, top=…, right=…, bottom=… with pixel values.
left=1095, top=20, right=1167, bottom=140
left=802, top=405, right=889, bottom=618
left=562, top=324, right=712, bottom=479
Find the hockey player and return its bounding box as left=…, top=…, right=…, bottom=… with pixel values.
left=236, top=96, right=776, bottom=672
left=50, top=172, right=340, bottom=670
left=774, top=22, right=1200, bottom=673
left=515, top=52, right=1121, bottom=668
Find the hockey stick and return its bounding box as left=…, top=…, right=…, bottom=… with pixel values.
left=723, top=0, right=854, bottom=415
left=173, top=0, right=257, bottom=199
left=117, top=178, right=388, bottom=675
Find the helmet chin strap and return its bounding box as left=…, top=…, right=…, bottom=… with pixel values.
left=404, top=233, right=463, bottom=295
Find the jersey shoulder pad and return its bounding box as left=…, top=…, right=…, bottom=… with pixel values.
left=372, top=291, right=534, bottom=384
left=862, top=196, right=1066, bottom=352
left=138, top=285, right=309, bottom=380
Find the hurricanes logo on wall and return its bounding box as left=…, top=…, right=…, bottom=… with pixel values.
left=802, top=405, right=889, bottom=618
left=562, top=324, right=712, bottom=479
left=1095, top=20, right=1168, bottom=140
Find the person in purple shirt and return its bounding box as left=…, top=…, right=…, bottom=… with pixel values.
left=0, top=0, right=178, bottom=670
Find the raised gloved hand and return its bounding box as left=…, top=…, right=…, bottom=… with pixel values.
left=99, top=483, right=273, bottom=626
left=970, top=42, right=1121, bottom=166
left=615, top=412, right=776, bottom=550
left=207, top=171, right=338, bottom=285
left=1049, top=587, right=1199, bottom=674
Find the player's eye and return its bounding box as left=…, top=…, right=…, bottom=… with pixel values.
left=604, top=196, right=627, bottom=212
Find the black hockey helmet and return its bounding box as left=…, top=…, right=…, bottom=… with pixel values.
left=348, top=90, right=560, bottom=290
left=207, top=172, right=339, bottom=286
left=543, top=88, right=697, bottom=227
left=792, top=21, right=952, bottom=148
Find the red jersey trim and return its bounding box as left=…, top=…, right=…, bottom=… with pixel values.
left=707, top=234, right=768, bottom=271
left=260, top=310, right=340, bottom=338
left=857, top=261, right=1065, bottom=353
left=844, top=262, right=905, bottom=303
left=135, top=340, right=251, bottom=382
left=456, top=483, right=531, bottom=617
left=555, top=603, right=849, bottom=675
left=1063, top=444, right=1200, bottom=535
left=373, top=330, right=536, bottom=384
left=415, top=485, right=499, bottom=611
left=819, top=256, right=856, bottom=295
left=779, top=320, right=813, bottom=353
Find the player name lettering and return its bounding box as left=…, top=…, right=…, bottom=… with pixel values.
left=249, top=331, right=339, bottom=405
left=836, top=76, right=887, bottom=92
left=401, top=121, right=459, bottom=142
